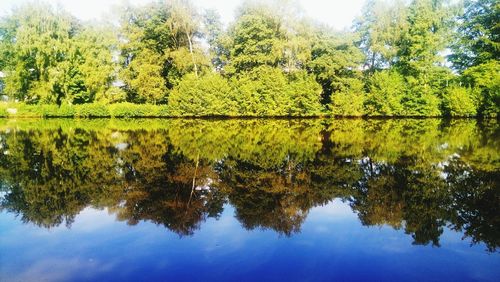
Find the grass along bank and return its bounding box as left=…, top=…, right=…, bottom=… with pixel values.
left=0, top=102, right=330, bottom=118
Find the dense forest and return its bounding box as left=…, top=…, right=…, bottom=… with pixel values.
left=0, top=0, right=498, bottom=117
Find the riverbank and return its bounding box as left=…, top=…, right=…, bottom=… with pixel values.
left=1, top=103, right=495, bottom=118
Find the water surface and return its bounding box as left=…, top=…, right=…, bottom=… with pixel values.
left=0, top=118, right=499, bottom=281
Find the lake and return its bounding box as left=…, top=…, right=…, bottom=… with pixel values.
left=0, top=118, right=499, bottom=281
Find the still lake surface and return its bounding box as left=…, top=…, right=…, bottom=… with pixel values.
left=0, top=118, right=498, bottom=281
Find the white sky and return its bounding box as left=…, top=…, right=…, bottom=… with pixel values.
left=0, top=0, right=366, bottom=30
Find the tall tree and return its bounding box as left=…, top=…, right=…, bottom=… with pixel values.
left=119, top=0, right=207, bottom=103
left=396, top=0, right=455, bottom=116
left=354, top=0, right=408, bottom=72
left=308, top=27, right=364, bottom=105
left=225, top=6, right=286, bottom=74
left=450, top=0, right=499, bottom=117
left=450, top=0, right=499, bottom=71
left=0, top=3, right=115, bottom=104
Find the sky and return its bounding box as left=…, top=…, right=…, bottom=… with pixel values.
left=0, top=0, right=366, bottom=30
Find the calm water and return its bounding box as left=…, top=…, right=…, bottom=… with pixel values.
left=0, top=118, right=499, bottom=282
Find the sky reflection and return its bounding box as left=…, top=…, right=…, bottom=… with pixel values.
left=1, top=199, right=499, bottom=282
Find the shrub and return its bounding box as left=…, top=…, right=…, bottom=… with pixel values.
left=42, top=104, right=76, bottom=117
left=75, top=103, right=110, bottom=118
left=168, top=73, right=238, bottom=116
left=288, top=71, right=324, bottom=116
left=111, top=103, right=170, bottom=117
left=110, top=103, right=151, bottom=117
left=0, top=103, right=7, bottom=117
left=234, top=66, right=292, bottom=116
left=442, top=86, right=477, bottom=117
left=463, top=61, right=499, bottom=117
left=365, top=71, right=405, bottom=116
left=331, top=79, right=365, bottom=116
left=401, top=77, right=441, bottom=116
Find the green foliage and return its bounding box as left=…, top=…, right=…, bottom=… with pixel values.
left=234, top=66, right=292, bottom=116
left=462, top=60, right=500, bottom=117
left=42, top=104, right=77, bottom=117
left=1, top=103, right=170, bottom=118
left=225, top=8, right=285, bottom=74
left=168, top=73, right=238, bottom=116
left=401, top=78, right=442, bottom=116
left=393, top=0, right=454, bottom=116
left=308, top=29, right=365, bottom=104
left=166, top=67, right=322, bottom=117
left=118, top=0, right=209, bottom=103
left=364, top=70, right=404, bottom=116
left=355, top=0, right=408, bottom=71
left=0, top=104, right=8, bottom=117
left=0, top=3, right=116, bottom=104
left=396, top=0, right=452, bottom=78
left=75, top=104, right=110, bottom=118
left=108, top=103, right=164, bottom=118
left=330, top=79, right=365, bottom=116
left=96, top=87, right=127, bottom=104
left=121, top=49, right=168, bottom=104
left=442, top=86, right=477, bottom=117
left=450, top=0, right=499, bottom=71
left=0, top=0, right=498, bottom=117
left=288, top=71, right=324, bottom=115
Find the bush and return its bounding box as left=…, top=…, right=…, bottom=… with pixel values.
left=42, top=104, right=76, bottom=117
left=288, top=71, right=324, bottom=116
left=13, top=104, right=44, bottom=117
left=109, top=103, right=161, bottom=117
left=234, top=66, right=293, bottom=116
left=442, top=86, right=477, bottom=117
left=96, top=87, right=127, bottom=104
left=168, top=73, right=238, bottom=116
left=463, top=61, right=499, bottom=117
left=0, top=103, right=173, bottom=118
left=401, top=77, right=441, bottom=116
left=365, top=71, right=404, bottom=116
left=75, top=103, right=110, bottom=118
left=0, top=103, right=7, bottom=117
left=331, top=79, right=365, bottom=116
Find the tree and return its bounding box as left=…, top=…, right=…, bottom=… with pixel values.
left=225, top=6, right=286, bottom=74
left=233, top=66, right=292, bottom=115
left=330, top=78, right=365, bottom=116
left=64, top=25, right=117, bottom=104
left=307, top=28, right=364, bottom=105
left=450, top=0, right=499, bottom=117
left=119, top=0, right=208, bottom=103
left=354, top=0, right=408, bottom=72
left=462, top=61, right=500, bottom=117
left=121, top=49, right=167, bottom=104
left=167, top=0, right=202, bottom=77
left=396, top=0, right=455, bottom=116
left=0, top=3, right=115, bottom=105
left=450, top=0, right=499, bottom=71
left=288, top=71, right=323, bottom=115
left=203, top=9, right=228, bottom=72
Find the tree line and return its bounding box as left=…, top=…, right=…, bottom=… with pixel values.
left=0, top=0, right=498, bottom=117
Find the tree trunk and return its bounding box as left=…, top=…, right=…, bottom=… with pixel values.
left=187, top=32, right=198, bottom=78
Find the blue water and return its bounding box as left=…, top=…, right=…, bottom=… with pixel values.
left=1, top=200, right=498, bottom=282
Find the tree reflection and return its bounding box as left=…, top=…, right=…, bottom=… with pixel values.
left=0, top=119, right=498, bottom=251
